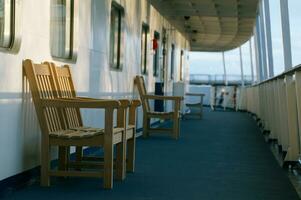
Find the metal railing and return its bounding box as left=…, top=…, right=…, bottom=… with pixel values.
left=190, top=74, right=253, bottom=85
left=237, top=64, right=301, bottom=165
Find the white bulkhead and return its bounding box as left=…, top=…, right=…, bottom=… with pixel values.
left=0, top=0, right=190, bottom=181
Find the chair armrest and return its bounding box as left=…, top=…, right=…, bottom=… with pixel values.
left=143, top=95, right=183, bottom=101
left=185, top=93, right=205, bottom=97
left=131, top=99, right=141, bottom=107
left=61, top=97, right=130, bottom=108
left=41, top=98, right=120, bottom=109
left=128, top=99, right=141, bottom=126
left=59, top=97, right=132, bottom=129
left=118, top=99, right=131, bottom=107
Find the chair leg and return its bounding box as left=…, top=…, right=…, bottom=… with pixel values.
left=116, top=130, right=126, bottom=181
left=177, top=117, right=180, bottom=138
left=173, top=116, right=180, bottom=140
left=41, top=144, right=50, bottom=187
left=75, top=146, right=83, bottom=161
left=73, top=146, right=82, bottom=170
left=200, top=107, right=203, bottom=119
left=143, top=117, right=149, bottom=138
left=127, top=131, right=136, bottom=173
left=58, top=146, right=68, bottom=171
left=104, top=141, right=114, bottom=189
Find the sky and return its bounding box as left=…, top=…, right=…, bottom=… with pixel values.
left=189, top=0, right=301, bottom=79
left=189, top=40, right=255, bottom=77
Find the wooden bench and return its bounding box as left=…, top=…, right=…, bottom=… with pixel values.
left=23, top=59, right=129, bottom=189
left=134, top=75, right=183, bottom=139
left=47, top=62, right=140, bottom=173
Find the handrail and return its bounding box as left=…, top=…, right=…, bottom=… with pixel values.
left=237, top=65, right=301, bottom=164
left=252, top=64, right=301, bottom=87
left=190, top=74, right=253, bottom=86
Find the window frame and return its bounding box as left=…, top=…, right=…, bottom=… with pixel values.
left=170, top=44, right=175, bottom=80
left=0, top=0, right=22, bottom=53
left=109, top=2, right=124, bottom=71
left=180, top=50, right=184, bottom=81
left=50, top=0, right=78, bottom=62
left=141, top=23, right=149, bottom=75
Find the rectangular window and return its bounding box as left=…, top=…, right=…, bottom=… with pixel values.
left=170, top=44, right=175, bottom=80
left=141, top=23, right=149, bottom=75
left=0, top=0, right=13, bottom=48
left=50, top=0, right=76, bottom=60
left=153, top=31, right=160, bottom=77
left=180, top=50, right=184, bottom=81
left=110, top=2, right=124, bottom=70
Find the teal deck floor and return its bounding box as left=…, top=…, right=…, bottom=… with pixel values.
left=3, top=109, right=300, bottom=199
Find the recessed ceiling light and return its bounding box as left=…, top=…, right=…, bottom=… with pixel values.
left=184, top=16, right=190, bottom=20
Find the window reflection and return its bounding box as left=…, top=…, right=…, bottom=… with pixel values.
left=50, top=0, right=75, bottom=60
left=141, top=23, right=149, bottom=74
left=0, top=0, right=12, bottom=48
left=110, top=2, right=124, bottom=70
left=170, top=44, right=175, bottom=80
left=180, top=50, right=184, bottom=81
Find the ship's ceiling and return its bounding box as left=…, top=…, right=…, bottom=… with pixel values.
left=149, top=0, right=259, bottom=52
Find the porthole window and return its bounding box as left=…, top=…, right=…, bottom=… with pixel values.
left=0, top=0, right=21, bottom=52
left=110, top=2, right=124, bottom=71
left=50, top=0, right=78, bottom=61
left=141, top=23, right=149, bottom=75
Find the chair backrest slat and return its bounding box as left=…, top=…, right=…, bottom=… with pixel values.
left=48, top=63, right=83, bottom=128
left=39, top=73, right=62, bottom=132
left=23, top=59, right=65, bottom=134
left=134, top=76, right=150, bottom=112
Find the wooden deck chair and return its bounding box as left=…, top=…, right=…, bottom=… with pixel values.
left=184, top=93, right=205, bottom=119
left=48, top=62, right=140, bottom=173
left=134, top=76, right=183, bottom=139
left=23, top=59, right=126, bottom=189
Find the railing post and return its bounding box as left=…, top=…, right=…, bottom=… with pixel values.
left=294, top=71, right=301, bottom=158
left=263, top=0, right=274, bottom=77
left=254, top=19, right=264, bottom=81
left=249, top=40, right=255, bottom=83
left=280, top=0, right=292, bottom=70
left=222, top=52, right=228, bottom=85
left=284, top=75, right=299, bottom=161
left=239, top=47, right=245, bottom=87
left=258, top=1, right=268, bottom=79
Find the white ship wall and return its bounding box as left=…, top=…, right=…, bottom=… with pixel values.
left=0, top=0, right=190, bottom=181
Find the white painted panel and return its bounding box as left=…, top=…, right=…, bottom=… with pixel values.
left=0, top=0, right=190, bottom=181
